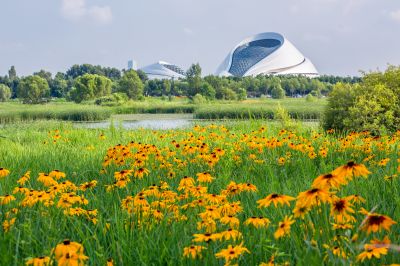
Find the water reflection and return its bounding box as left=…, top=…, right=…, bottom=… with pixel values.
left=74, top=119, right=192, bottom=130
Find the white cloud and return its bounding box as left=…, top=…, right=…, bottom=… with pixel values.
left=61, top=0, right=112, bottom=24
left=390, top=9, right=400, bottom=22
left=61, top=0, right=86, bottom=20
left=183, top=27, right=194, bottom=36
left=88, top=6, right=113, bottom=24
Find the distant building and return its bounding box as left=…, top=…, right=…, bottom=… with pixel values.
left=216, top=32, right=318, bottom=77
left=127, top=60, right=137, bottom=70
left=139, top=61, right=186, bottom=80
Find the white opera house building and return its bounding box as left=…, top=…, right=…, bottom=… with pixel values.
left=216, top=32, right=318, bottom=77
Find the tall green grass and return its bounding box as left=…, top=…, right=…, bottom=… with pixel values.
left=0, top=103, right=112, bottom=123
left=194, top=99, right=326, bottom=120
left=0, top=121, right=398, bottom=265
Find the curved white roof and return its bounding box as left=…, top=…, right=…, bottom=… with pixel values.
left=139, top=61, right=186, bottom=80
left=216, top=32, right=318, bottom=77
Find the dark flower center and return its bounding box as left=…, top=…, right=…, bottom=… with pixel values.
left=368, top=215, right=385, bottom=225
left=347, top=161, right=355, bottom=167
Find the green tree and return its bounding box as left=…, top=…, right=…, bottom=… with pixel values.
left=0, top=84, right=12, bottom=102
left=17, top=75, right=50, bottom=104
left=344, top=84, right=396, bottom=134
left=117, top=70, right=144, bottom=100
left=8, top=66, right=17, bottom=80
left=50, top=72, right=69, bottom=97
left=33, top=70, right=52, bottom=83
left=219, top=87, right=237, bottom=100
left=199, top=82, right=216, bottom=100
left=186, top=63, right=202, bottom=97
left=323, top=83, right=357, bottom=131
left=270, top=82, right=285, bottom=99
left=236, top=88, right=247, bottom=101
left=69, top=74, right=112, bottom=103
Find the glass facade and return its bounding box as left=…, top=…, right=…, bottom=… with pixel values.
left=229, top=39, right=282, bottom=77
left=162, top=63, right=186, bottom=76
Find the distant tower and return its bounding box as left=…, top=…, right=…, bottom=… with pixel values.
left=128, top=60, right=137, bottom=70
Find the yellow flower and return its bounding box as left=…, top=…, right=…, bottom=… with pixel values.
left=0, top=194, right=16, bottom=205
left=26, top=256, right=51, bottom=266
left=312, top=173, right=346, bottom=189
left=183, top=245, right=206, bottom=259
left=0, top=167, right=10, bottom=178
left=257, top=193, right=295, bottom=208
left=274, top=216, right=295, bottom=239
left=53, top=240, right=85, bottom=261
left=220, top=215, right=240, bottom=229
left=332, top=161, right=370, bottom=180
left=244, top=216, right=270, bottom=229
left=134, top=167, right=150, bottom=179
left=277, top=157, right=285, bottom=165
left=215, top=243, right=250, bottom=263
left=296, top=187, right=331, bottom=207
left=220, top=228, right=242, bottom=241
left=357, top=238, right=389, bottom=262
left=360, top=210, right=396, bottom=234
left=17, top=171, right=31, bottom=185
left=196, top=172, right=214, bottom=183
left=192, top=233, right=219, bottom=243
left=330, top=197, right=355, bottom=223
left=49, top=170, right=66, bottom=180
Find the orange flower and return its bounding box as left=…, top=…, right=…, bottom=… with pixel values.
left=257, top=193, right=295, bottom=208
left=332, top=161, right=370, bottom=180
left=274, top=216, right=295, bottom=239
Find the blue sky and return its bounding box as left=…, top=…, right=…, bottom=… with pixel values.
left=1, top=0, right=400, bottom=77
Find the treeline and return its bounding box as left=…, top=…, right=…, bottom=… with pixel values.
left=0, top=64, right=360, bottom=104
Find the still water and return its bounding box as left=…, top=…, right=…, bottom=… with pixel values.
left=73, top=114, right=194, bottom=130
left=74, top=119, right=192, bottom=130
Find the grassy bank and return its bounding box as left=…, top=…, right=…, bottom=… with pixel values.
left=0, top=103, right=112, bottom=123
left=0, top=121, right=398, bottom=265
left=0, top=98, right=326, bottom=123
left=194, top=99, right=325, bottom=120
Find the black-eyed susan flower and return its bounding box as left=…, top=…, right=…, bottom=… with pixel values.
left=215, top=243, right=250, bottom=263
left=192, top=233, right=219, bottom=243
left=332, top=161, right=370, bottom=180
left=220, top=215, right=240, bottom=229
left=25, top=256, right=51, bottom=265
left=359, top=209, right=396, bottom=234
left=330, top=197, right=355, bottom=223
left=183, top=245, right=206, bottom=259
left=274, top=216, right=295, bottom=239
left=53, top=240, right=86, bottom=262
left=257, top=193, right=295, bottom=208
left=134, top=167, right=150, bottom=179
left=17, top=171, right=31, bottom=185
left=357, top=238, right=390, bottom=262
left=0, top=194, right=16, bottom=205
left=0, top=167, right=10, bottom=178
left=296, top=188, right=331, bottom=207
left=106, top=258, right=114, bottom=266
left=244, top=217, right=270, bottom=229
left=312, top=173, right=346, bottom=189
left=196, top=172, right=214, bottom=183
left=220, top=228, right=242, bottom=241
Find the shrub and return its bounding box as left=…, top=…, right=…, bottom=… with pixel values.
left=17, top=75, right=50, bottom=104
left=192, top=94, right=207, bottom=104
left=0, top=84, right=12, bottom=102
left=305, top=94, right=316, bottom=102
left=323, top=66, right=400, bottom=134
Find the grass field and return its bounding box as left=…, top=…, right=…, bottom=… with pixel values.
left=0, top=121, right=398, bottom=265
left=0, top=98, right=327, bottom=123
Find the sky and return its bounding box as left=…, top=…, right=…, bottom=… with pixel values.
left=1, top=0, right=400, bottom=77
